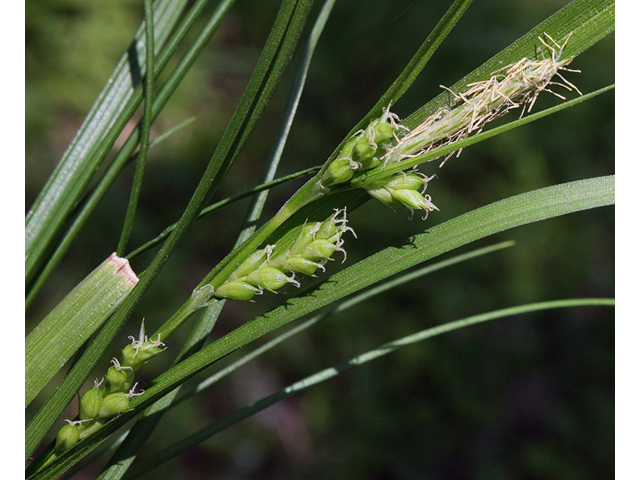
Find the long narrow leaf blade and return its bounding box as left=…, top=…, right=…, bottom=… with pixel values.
left=122, top=298, right=614, bottom=479
left=158, top=176, right=613, bottom=384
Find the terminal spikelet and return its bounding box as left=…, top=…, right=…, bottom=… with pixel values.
left=383, top=33, right=581, bottom=167
left=318, top=35, right=580, bottom=220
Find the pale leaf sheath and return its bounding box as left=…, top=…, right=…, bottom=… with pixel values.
left=25, top=254, right=138, bottom=407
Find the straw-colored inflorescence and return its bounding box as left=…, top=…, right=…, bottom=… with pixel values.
left=319, top=34, right=580, bottom=218
left=384, top=33, right=581, bottom=167
left=213, top=207, right=356, bottom=301
left=54, top=323, right=165, bottom=454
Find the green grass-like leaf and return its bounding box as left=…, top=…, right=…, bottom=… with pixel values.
left=26, top=0, right=240, bottom=303
left=123, top=297, right=614, bottom=479
left=25, top=255, right=138, bottom=407
left=25, top=0, right=189, bottom=283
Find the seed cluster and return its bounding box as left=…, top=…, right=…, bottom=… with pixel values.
left=54, top=325, right=165, bottom=453
left=213, top=208, right=356, bottom=301
left=319, top=109, right=439, bottom=218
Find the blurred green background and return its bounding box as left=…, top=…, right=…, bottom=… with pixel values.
left=26, top=0, right=614, bottom=479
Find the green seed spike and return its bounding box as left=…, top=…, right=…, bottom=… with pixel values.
left=213, top=208, right=355, bottom=301
left=320, top=107, right=404, bottom=188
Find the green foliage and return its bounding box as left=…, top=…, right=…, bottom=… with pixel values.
left=26, top=0, right=613, bottom=479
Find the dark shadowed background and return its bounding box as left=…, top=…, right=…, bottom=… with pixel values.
left=26, top=0, right=613, bottom=478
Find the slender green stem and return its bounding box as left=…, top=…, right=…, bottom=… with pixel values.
left=116, top=0, right=155, bottom=256
left=125, top=166, right=320, bottom=261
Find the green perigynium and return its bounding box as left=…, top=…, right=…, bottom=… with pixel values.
left=320, top=109, right=402, bottom=188
left=214, top=280, right=263, bottom=301
left=246, top=266, right=300, bottom=293
left=54, top=423, right=79, bottom=452
left=364, top=172, right=439, bottom=219
left=104, top=358, right=135, bottom=395
left=79, top=383, right=103, bottom=421
left=121, top=331, right=166, bottom=371
left=97, top=393, right=131, bottom=419
left=213, top=208, right=356, bottom=301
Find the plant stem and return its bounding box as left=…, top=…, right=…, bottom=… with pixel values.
left=117, top=0, right=155, bottom=256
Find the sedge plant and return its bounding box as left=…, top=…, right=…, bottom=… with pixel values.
left=25, top=0, right=614, bottom=478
